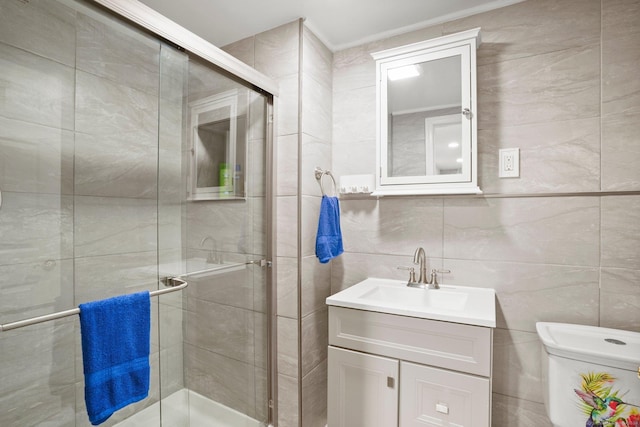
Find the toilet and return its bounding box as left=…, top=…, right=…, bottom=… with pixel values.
left=536, top=322, right=640, bottom=427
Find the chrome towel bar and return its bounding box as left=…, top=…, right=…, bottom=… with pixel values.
left=0, top=277, right=188, bottom=332
left=167, top=259, right=268, bottom=282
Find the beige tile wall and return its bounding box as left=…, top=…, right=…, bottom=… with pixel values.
left=225, top=20, right=304, bottom=426
left=225, top=19, right=334, bottom=427
left=331, top=1, right=640, bottom=426
left=602, top=0, right=640, bottom=190
left=299, top=24, right=333, bottom=427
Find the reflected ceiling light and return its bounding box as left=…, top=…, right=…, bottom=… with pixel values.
left=448, top=142, right=460, bottom=148
left=388, top=65, right=420, bottom=81
left=456, top=158, right=463, bottom=163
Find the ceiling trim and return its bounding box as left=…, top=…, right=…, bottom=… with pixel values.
left=307, top=0, right=525, bottom=52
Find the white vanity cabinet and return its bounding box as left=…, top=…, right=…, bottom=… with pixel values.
left=327, top=306, right=493, bottom=427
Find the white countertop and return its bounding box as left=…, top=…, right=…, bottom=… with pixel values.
left=326, top=277, right=496, bottom=328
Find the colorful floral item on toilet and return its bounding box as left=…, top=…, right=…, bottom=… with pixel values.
left=574, top=372, right=640, bottom=427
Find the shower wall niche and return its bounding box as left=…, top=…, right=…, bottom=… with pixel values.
left=188, top=88, right=248, bottom=200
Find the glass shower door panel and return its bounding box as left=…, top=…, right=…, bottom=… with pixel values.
left=157, top=42, right=190, bottom=427
left=72, top=3, right=164, bottom=426
left=1, top=1, right=271, bottom=426
left=1, top=0, right=164, bottom=425
left=158, top=54, right=270, bottom=426
left=0, top=16, right=76, bottom=422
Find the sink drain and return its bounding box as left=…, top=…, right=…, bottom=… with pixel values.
left=605, top=338, right=626, bottom=345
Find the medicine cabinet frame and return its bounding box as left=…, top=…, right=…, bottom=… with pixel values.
left=188, top=88, right=247, bottom=201
left=371, top=28, right=482, bottom=196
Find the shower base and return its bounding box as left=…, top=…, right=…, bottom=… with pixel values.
left=114, top=388, right=262, bottom=427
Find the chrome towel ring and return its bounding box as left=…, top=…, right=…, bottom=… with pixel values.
left=314, top=166, right=338, bottom=197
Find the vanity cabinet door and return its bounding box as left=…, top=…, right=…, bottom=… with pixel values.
left=399, top=361, right=490, bottom=427
left=328, top=346, right=399, bottom=427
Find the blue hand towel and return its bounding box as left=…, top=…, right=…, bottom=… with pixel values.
left=79, top=291, right=151, bottom=425
left=315, top=195, right=344, bottom=263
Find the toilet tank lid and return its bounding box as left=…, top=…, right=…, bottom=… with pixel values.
left=536, top=322, right=640, bottom=371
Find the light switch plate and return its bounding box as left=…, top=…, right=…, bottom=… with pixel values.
left=499, top=148, right=520, bottom=178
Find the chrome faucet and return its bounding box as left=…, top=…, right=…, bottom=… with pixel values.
left=399, top=247, right=448, bottom=289
left=200, top=235, right=219, bottom=263
left=413, top=247, right=427, bottom=285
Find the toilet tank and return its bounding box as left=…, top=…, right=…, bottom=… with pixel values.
left=536, top=322, right=640, bottom=427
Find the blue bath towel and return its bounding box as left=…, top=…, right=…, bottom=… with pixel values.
left=315, top=195, right=344, bottom=263
left=79, top=291, right=151, bottom=425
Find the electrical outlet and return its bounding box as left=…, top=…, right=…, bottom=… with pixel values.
left=499, top=148, right=520, bottom=178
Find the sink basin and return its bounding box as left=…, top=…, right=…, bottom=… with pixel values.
left=359, top=285, right=469, bottom=311
left=326, top=278, right=496, bottom=327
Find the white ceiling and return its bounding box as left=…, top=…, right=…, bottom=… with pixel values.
left=138, top=0, right=524, bottom=52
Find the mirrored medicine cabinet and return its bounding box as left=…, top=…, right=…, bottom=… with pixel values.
left=371, top=28, right=482, bottom=196
left=188, top=88, right=247, bottom=201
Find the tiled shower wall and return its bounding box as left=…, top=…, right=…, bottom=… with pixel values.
left=224, top=19, right=333, bottom=427
left=223, top=20, right=304, bottom=427
left=299, top=24, right=333, bottom=427
left=331, top=1, right=640, bottom=426
left=0, top=0, right=187, bottom=425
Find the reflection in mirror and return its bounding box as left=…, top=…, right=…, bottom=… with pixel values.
left=426, top=114, right=462, bottom=175
left=387, top=55, right=462, bottom=178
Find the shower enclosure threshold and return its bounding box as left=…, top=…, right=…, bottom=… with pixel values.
left=114, top=388, right=263, bottom=427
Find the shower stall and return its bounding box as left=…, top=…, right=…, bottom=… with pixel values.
left=0, top=0, right=276, bottom=426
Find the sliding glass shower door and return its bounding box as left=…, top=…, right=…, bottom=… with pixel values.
left=0, top=0, right=273, bottom=425
left=157, top=47, right=272, bottom=427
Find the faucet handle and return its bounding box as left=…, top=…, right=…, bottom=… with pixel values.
left=397, top=266, right=417, bottom=284
left=428, top=269, right=451, bottom=288
left=428, top=269, right=438, bottom=287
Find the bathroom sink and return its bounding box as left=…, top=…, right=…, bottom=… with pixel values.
left=326, top=278, right=496, bottom=327
left=358, top=284, right=469, bottom=311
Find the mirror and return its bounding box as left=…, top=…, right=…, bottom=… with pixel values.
left=189, top=89, right=246, bottom=200
left=372, top=28, right=481, bottom=195
left=388, top=56, right=463, bottom=177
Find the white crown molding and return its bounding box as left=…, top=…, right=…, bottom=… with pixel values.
left=326, top=0, right=525, bottom=52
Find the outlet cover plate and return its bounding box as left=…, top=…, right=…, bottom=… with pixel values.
left=499, top=148, right=520, bottom=178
